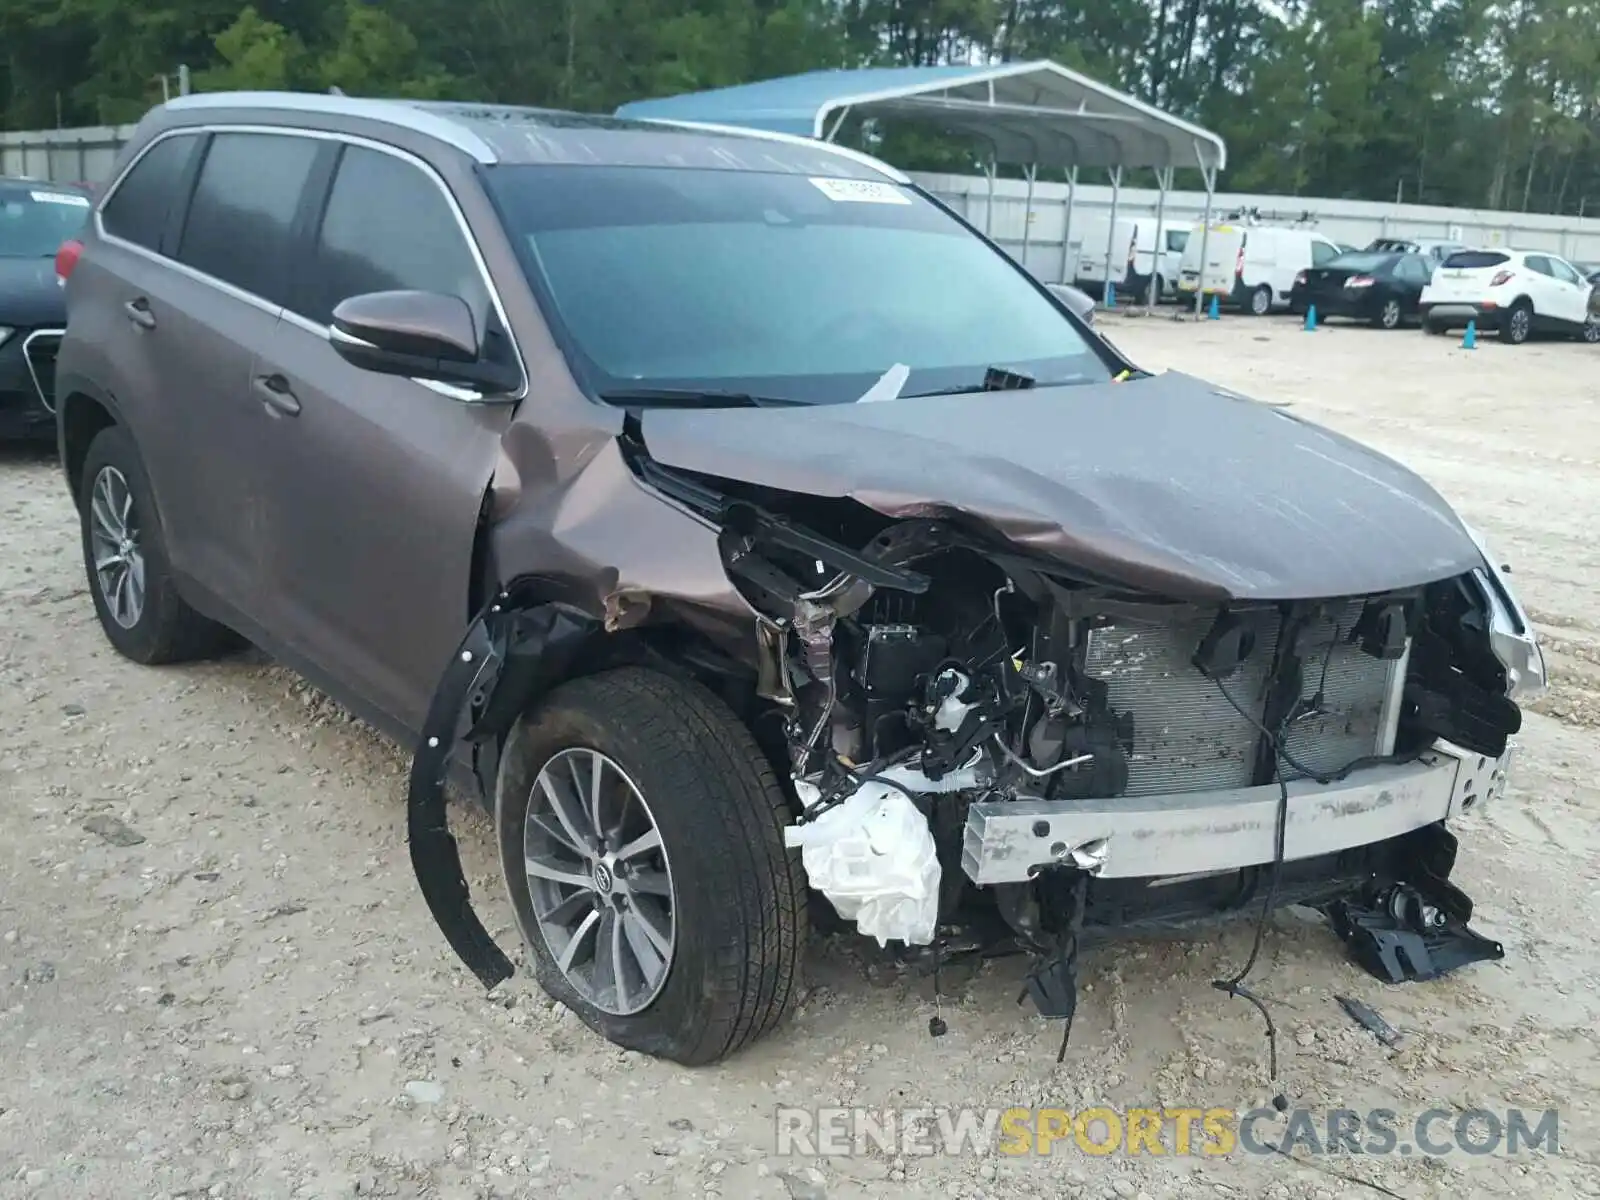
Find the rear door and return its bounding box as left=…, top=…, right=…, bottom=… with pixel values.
left=1521, top=256, right=1566, bottom=324
left=1544, top=256, right=1593, bottom=325
left=1392, top=253, right=1433, bottom=311
left=248, top=141, right=521, bottom=733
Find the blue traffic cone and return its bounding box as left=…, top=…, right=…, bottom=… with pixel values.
left=1304, top=304, right=1317, bottom=332
left=1207, top=294, right=1220, bottom=320
left=1462, top=320, right=1477, bottom=349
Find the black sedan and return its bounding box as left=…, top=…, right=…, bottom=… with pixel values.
left=1, top=177, right=91, bottom=441
left=1289, top=249, right=1436, bottom=330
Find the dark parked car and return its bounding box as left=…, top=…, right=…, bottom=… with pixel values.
left=0, top=177, right=91, bottom=439
left=1290, top=250, right=1436, bottom=329
left=55, top=93, right=1540, bottom=1065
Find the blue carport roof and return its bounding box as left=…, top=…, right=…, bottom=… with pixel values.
left=616, top=61, right=1226, bottom=176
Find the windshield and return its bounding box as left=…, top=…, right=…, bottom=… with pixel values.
left=0, top=187, right=91, bottom=257
left=484, top=164, right=1110, bottom=404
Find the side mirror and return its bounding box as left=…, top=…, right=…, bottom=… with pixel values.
left=329, top=290, right=519, bottom=395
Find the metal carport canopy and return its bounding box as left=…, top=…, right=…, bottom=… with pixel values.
left=616, top=61, right=1228, bottom=313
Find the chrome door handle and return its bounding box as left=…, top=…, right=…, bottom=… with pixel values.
left=252, top=374, right=301, bottom=417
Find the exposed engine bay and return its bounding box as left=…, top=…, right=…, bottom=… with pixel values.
left=703, top=485, right=1528, bottom=1046
left=406, top=433, right=1538, bottom=1072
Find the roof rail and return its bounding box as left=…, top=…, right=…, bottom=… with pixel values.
left=629, top=117, right=910, bottom=183
left=162, top=91, right=499, bottom=162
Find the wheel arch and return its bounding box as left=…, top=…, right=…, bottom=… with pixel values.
left=57, top=384, right=123, bottom=509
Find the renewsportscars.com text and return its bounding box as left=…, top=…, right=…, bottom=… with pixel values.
left=774, top=1105, right=1560, bottom=1159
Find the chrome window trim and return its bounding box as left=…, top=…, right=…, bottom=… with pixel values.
left=22, top=327, right=65, bottom=414
left=94, top=123, right=528, bottom=403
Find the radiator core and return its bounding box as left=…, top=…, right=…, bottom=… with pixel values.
left=1080, top=601, right=1407, bottom=798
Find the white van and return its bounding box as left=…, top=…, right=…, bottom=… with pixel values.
left=1074, top=216, right=1190, bottom=302
left=1178, top=223, right=1344, bottom=314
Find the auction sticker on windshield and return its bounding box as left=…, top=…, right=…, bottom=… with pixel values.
left=809, top=177, right=911, bottom=205
left=31, top=190, right=90, bottom=206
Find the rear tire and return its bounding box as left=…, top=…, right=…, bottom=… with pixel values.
left=78, top=424, right=239, bottom=665
left=496, top=667, right=806, bottom=1065
left=1247, top=284, right=1273, bottom=316
left=1375, top=298, right=1403, bottom=330
left=1502, top=299, right=1533, bottom=345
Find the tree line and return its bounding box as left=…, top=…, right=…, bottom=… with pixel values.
left=3, top=0, right=1598, bottom=216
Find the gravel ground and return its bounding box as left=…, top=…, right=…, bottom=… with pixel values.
left=2, top=313, right=1598, bottom=1200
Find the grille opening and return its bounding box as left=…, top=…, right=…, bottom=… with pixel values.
left=22, top=331, right=63, bottom=415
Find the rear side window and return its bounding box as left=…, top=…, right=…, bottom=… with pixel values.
left=177, top=132, right=319, bottom=306
left=300, top=145, right=488, bottom=330
left=101, top=133, right=201, bottom=252
left=1443, top=251, right=1509, bottom=270
left=1310, top=240, right=1340, bottom=265
left=1396, top=255, right=1432, bottom=283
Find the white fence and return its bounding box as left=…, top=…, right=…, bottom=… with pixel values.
left=0, top=124, right=135, bottom=185
left=912, top=171, right=1600, bottom=283
left=7, top=122, right=1600, bottom=274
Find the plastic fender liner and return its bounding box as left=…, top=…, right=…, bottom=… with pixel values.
left=407, top=595, right=601, bottom=989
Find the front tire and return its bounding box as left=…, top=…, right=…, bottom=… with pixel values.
left=78, top=424, right=237, bottom=665
left=496, top=667, right=806, bottom=1065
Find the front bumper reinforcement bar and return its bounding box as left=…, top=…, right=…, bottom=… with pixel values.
left=961, top=741, right=1512, bottom=886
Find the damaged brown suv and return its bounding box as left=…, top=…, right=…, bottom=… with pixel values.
left=58, top=92, right=1544, bottom=1066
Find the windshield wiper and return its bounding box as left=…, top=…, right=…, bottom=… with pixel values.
left=597, top=387, right=807, bottom=409
left=901, top=368, right=1127, bottom=399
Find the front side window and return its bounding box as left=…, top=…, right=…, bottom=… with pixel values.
left=1165, top=229, right=1189, bottom=253
left=484, top=164, right=1110, bottom=404
left=0, top=186, right=90, bottom=257
left=302, top=145, right=489, bottom=330
left=100, top=133, right=201, bottom=252
left=176, top=132, right=319, bottom=306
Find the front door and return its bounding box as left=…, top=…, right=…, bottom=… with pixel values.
left=246, top=142, right=522, bottom=734
left=148, top=131, right=326, bottom=611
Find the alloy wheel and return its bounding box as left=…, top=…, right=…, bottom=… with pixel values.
left=1381, top=300, right=1401, bottom=329
left=89, top=466, right=146, bottom=630
left=523, top=747, right=676, bottom=1016
left=1509, top=308, right=1531, bottom=343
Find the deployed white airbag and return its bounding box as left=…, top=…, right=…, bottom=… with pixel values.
left=785, top=775, right=942, bottom=947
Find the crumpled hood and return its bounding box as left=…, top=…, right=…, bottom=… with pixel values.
left=636, top=370, right=1485, bottom=602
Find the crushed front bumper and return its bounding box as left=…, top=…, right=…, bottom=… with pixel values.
left=961, top=741, right=1511, bottom=886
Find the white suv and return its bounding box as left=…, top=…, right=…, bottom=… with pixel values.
left=1419, top=248, right=1599, bottom=344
